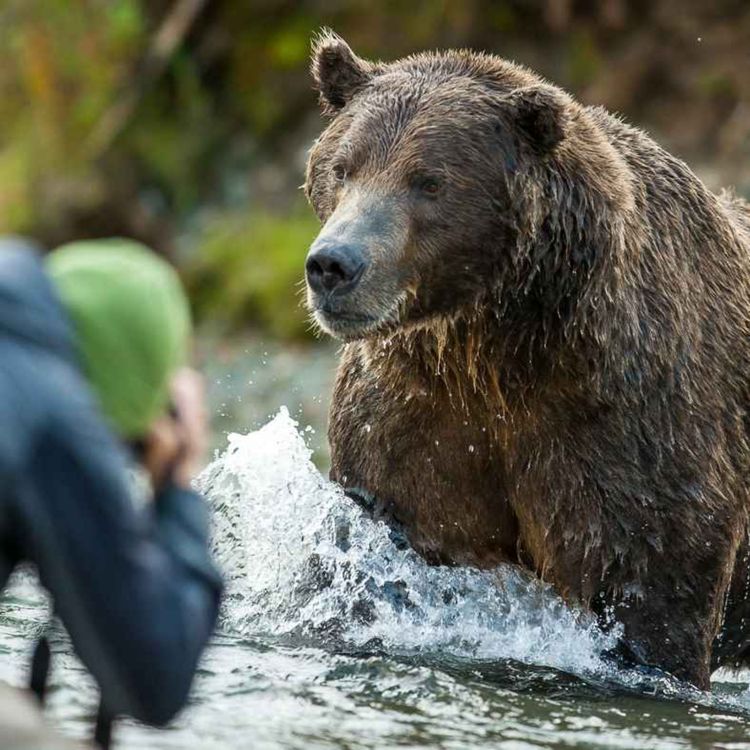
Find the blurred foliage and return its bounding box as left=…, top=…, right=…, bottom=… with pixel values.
left=184, top=204, right=320, bottom=340
left=0, top=0, right=748, bottom=340
left=0, top=0, right=144, bottom=234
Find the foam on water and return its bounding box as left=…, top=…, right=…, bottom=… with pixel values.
left=200, top=407, right=619, bottom=679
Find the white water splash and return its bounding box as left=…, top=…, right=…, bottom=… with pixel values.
left=199, top=408, right=618, bottom=678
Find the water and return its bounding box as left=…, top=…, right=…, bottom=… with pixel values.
left=2, top=405, right=750, bottom=748
left=199, top=337, right=337, bottom=467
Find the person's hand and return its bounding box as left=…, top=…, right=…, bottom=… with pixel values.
left=169, top=367, right=208, bottom=487
left=142, top=368, right=208, bottom=490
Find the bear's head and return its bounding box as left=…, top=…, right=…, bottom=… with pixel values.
left=304, top=32, right=636, bottom=342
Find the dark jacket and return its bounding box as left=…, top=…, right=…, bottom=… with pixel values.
left=0, top=240, right=223, bottom=726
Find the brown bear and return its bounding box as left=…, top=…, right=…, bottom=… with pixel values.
left=303, top=31, right=750, bottom=689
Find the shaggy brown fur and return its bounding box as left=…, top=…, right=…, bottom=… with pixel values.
left=303, top=31, right=750, bottom=689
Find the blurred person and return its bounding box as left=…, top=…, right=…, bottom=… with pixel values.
left=0, top=237, right=223, bottom=744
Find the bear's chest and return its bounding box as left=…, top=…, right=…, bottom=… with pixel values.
left=328, top=362, right=519, bottom=567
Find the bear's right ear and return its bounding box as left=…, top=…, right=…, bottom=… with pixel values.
left=311, top=30, right=374, bottom=114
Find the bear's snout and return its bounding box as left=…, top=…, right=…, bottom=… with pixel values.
left=305, top=240, right=367, bottom=297
left=305, top=191, right=410, bottom=339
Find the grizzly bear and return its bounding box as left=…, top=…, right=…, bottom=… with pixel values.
left=303, top=31, right=750, bottom=689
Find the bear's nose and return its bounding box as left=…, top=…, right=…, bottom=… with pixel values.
left=306, top=242, right=366, bottom=296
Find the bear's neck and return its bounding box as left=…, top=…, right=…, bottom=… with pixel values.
left=358, top=303, right=595, bottom=422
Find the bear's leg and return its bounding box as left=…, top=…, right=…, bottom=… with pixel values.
left=537, top=443, right=743, bottom=688
left=557, top=492, right=740, bottom=688
left=596, top=550, right=739, bottom=690
left=712, top=531, right=750, bottom=671
left=602, top=596, right=712, bottom=688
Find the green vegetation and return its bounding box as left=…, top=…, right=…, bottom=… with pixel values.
left=183, top=202, right=321, bottom=341
left=1, top=1, right=747, bottom=340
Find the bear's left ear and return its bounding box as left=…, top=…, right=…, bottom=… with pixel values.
left=311, top=30, right=375, bottom=114
left=506, top=85, right=569, bottom=154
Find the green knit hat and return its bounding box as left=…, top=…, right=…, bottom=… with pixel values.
left=47, top=239, right=192, bottom=439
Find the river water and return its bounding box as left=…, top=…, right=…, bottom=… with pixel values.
left=1, top=345, right=750, bottom=749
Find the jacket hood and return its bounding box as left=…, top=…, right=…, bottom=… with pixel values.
left=0, top=239, right=77, bottom=365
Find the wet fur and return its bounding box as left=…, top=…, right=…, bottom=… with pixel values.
left=305, top=32, right=750, bottom=688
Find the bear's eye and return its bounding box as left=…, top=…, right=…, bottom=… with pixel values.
left=417, top=176, right=441, bottom=198
left=332, top=164, right=348, bottom=182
